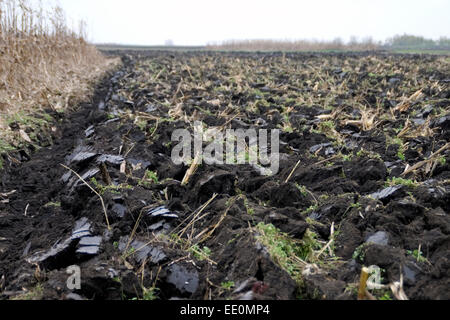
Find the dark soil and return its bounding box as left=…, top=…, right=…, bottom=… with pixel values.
left=1, top=51, right=449, bottom=300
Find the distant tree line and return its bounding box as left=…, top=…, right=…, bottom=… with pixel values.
left=384, top=34, right=450, bottom=49
left=207, top=34, right=450, bottom=51
left=207, top=38, right=378, bottom=52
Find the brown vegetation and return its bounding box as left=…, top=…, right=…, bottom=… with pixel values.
left=0, top=0, right=118, bottom=143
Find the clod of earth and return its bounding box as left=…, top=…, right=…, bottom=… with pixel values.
left=369, top=185, right=404, bottom=203
left=365, top=231, right=389, bottom=246
left=146, top=206, right=179, bottom=220
left=166, top=264, right=199, bottom=297
left=118, top=237, right=167, bottom=265
left=26, top=218, right=101, bottom=270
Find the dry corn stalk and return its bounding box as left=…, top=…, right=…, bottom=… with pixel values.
left=397, top=118, right=412, bottom=138
left=416, top=118, right=436, bottom=138
left=402, top=142, right=450, bottom=176
left=410, top=118, right=436, bottom=138
left=196, top=194, right=240, bottom=244
left=316, top=222, right=335, bottom=258
left=316, top=106, right=343, bottom=121
left=343, top=108, right=378, bottom=131
left=389, top=272, right=408, bottom=300
left=178, top=193, right=218, bottom=239
left=168, top=102, right=184, bottom=119
left=357, top=267, right=370, bottom=300
left=394, top=89, right=423, bottom=113
left=398, top=118, right=436, bottom=139
left=285, top=160, right=301, bottom=183
left=61, top=164, right=110, bottom=230
left=181, top=152, right=202, bottom=186
left=360, top=109, right=377, bottom=131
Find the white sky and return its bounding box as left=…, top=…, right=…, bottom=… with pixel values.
left=52, top=0, right=450, bottom=45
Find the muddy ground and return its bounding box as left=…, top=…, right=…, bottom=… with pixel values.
left=0, top=51, right=449, bottom=300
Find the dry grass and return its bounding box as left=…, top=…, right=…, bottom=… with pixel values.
left=343, top=108, right=379, bottom=131
left=393, top=89, right=424, bottom=113
left=0, top=0, right=118, bottom=147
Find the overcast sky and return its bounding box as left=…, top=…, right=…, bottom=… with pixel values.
left=54, top=0, right=450, bottom=45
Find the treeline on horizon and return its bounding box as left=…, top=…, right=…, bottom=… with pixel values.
left=385, top=34, right=450, bottom=49
left=206, top=34, right=450, bottom=51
